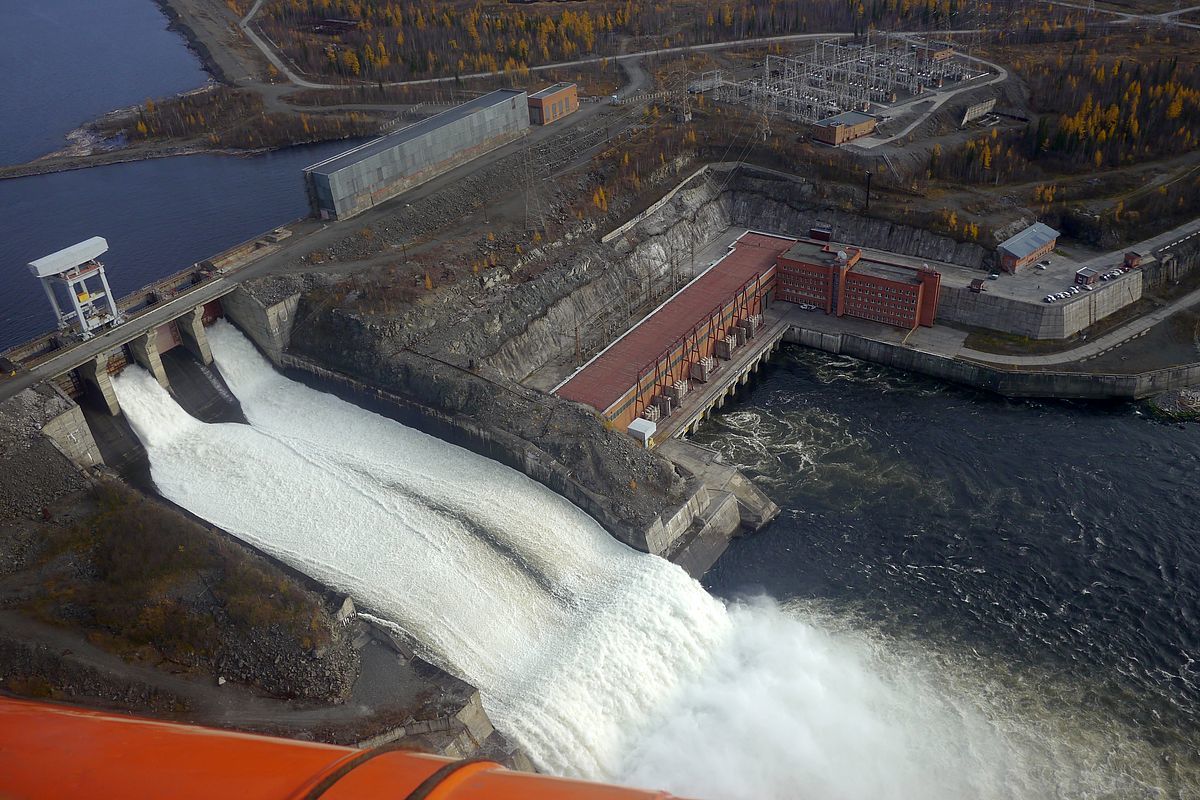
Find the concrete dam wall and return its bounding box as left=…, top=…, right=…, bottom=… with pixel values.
left=787, top=324, right=1200, bottom=400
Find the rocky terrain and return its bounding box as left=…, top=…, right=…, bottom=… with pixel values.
left=242, top=163, right=985, bottom=550
left=0, top=388, right=89, bottom=520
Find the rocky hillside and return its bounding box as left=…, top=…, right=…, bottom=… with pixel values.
left=1, top=479, right=359, bottom=704
left=245, top=164, right=987, bottom=550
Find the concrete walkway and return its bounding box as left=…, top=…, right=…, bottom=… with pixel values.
left=960, top=285, right=1200, bottom=367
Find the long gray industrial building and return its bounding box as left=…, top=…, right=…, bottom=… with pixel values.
left=304, top=88, right=530, bottom=220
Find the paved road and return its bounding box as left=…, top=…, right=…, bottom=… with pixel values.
left=238, top=7, right=989, bottom=93
left=851, top=49, right=1010, bottom=150
left=1037, top=0, right=1200, bottom=28
left=964, top=284, right=1200, bottom=366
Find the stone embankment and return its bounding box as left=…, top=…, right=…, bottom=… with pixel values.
left=1151, top=387, right=1200, bottom=419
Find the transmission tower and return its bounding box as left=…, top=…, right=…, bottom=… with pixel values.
left=520, top=133, right=547, bottom=240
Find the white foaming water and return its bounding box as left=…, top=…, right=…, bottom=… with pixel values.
left=110, top=323, right=1153, bottom=798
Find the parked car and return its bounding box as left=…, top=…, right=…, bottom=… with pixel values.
left=1036, top=260, right=1051, bottom=269
left=798, top=303, right=818, bottom=311
left=988, top=272, right=1000, bottom=280
left=1069, top=286, right=1081, bottom=295
left=1044, top=295, right=1056, bottom=303
left=1056, top=292, right=1070, bottom=299
left=1083, top=284, right=1094, bottom=291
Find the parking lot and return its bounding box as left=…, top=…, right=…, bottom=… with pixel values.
left=930, top=248, right=1133, bottom=308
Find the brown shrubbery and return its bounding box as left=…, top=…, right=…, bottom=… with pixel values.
left=32, top=482, right=329, bottom=666
left=98, top=87, right=384, bottom=150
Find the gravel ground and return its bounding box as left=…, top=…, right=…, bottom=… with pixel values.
left=0, top=388, right=89, bottom=522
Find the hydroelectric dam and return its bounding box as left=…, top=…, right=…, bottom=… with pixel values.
left=101, top=321, right=1157, bottom=798
left=5, top=160, right=1197, bottom=797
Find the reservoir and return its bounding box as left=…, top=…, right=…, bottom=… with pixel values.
left=0, top=0, right=209, bottom=165
left=0, top=2, right=355, bottom=351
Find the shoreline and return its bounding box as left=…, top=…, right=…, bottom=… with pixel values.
left=151, top=0, right=232, bottom=85
left=0, top=143, right=274, bottom=181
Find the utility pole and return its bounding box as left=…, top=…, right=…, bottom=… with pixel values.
left=864, top=170, right=873, bottom=211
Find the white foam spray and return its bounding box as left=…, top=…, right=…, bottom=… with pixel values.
left=109, top=322, right=1178, bottom=798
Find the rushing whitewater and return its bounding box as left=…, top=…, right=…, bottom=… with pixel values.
left=111, top=322, right=1151, bottom=798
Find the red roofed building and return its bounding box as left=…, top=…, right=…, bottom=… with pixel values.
left=777, top=240, right=941, bottom=329
left=554, top=231, right=941, bottom=434
left=555, top=232, right=792, bottom=429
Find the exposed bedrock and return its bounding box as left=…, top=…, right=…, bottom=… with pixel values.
left=724, top=169, right=993, bottom=269
left=239, top=164, right=977, bottom=558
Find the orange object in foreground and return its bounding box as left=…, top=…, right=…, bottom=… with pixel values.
left=0, top=697, right=681, bottom=800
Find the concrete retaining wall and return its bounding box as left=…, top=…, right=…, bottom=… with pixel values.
left=937, top=270, right=1143, bottom=339
left=40, top=392, right=103, bottom=469
left=786, top=324, right=1200, bottom=399
left=220, top=288, right=300, bottom=366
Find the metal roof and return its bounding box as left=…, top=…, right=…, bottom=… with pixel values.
left=304, top=89, right=526, bottom=175
left=998, top=222, right=1059, bottom=260
left=815, top=111, right=875, bottom=128
left=27, top=237, right=108, bottom=278
left=529, top=83, right=575, bottom=100
left=555, top=232, right=793, bottom=414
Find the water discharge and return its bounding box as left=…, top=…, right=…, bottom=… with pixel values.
left=111, top=322, right=1169, bottom=798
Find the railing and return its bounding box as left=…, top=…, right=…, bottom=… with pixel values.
left=629, top=271, right=771, bottom=421
left=3, top=218, right=306, bottom=369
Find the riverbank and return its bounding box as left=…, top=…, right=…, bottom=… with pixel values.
left=0, top=94, right=395, bottom=181
left=0, top=382, right=524, bottom=762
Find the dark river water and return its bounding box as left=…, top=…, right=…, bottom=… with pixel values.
left=0, top=2, right=355, bottom=351
left=698, top=347, right=1200, bottom=790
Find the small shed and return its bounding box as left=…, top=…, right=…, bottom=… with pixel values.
left=811, top=111, right=877, bottom=146
left=528, top=83, right=578, bottom=126
left=628, top=418, right=657, bottom=447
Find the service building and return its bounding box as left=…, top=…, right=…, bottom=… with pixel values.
left=303, top=89, right=529, bottom=220
left=811, top=111, right=878, bottom=146
left=776, top=241, right=941, bottom=328
left=528, top=83, right=578, bottom=126
left=997, top=222, right=1059, bottom=273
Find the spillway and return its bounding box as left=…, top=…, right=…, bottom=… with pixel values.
left=111, top=321, right=1151, bottom=799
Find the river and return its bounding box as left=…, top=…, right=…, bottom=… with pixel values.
left=695, top=346, right=1200, bottom=795
left=112, top=325, right=1200, bottom=799
left=0, top=1, right=356, bottom=351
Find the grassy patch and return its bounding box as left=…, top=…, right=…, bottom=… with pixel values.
left=960, top=297, right=1158, bottom=356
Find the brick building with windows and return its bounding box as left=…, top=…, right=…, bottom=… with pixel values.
left=776, top=240, right=941, bottom=328
left=997, top=222, right=1059, bottom=273
left=527, top=83, right=578, bottom=126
